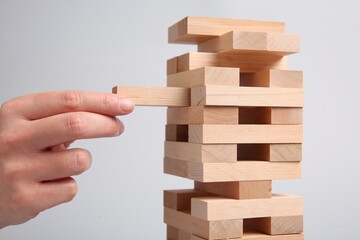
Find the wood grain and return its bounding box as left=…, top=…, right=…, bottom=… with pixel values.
left=188, top=124, right=303, bottom=144
left=167, top=66, right=240, bottom=87
left=245, top=216, right=303, bottom=235
left=165, top=141, right=237, bottom=163
left=112, top=86, right=189, bottom=107
left=164, top=189, right=213, bottom=211
left=191, top=194, right=303, bottom=220
left=191, top=86, right=303, bottom=107
left=164, top=207, right=243, bottom=239
left=164, top=158, right=302, bottom=182
left=167, top=106, right=238, bottom=125
left=168, top=16, right=285, bottom=44
left=198, top=31, right=300, bottom=55
left=171, top=52, right=287, bottom=75
left=194, top=181, right=272, bottom=199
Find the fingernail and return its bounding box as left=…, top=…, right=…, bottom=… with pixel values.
left=120, top=98, right=134, bottom=112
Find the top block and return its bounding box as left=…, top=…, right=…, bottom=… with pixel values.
left=169, top=16, right=285, bottom=44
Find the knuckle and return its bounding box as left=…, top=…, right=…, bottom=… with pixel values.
left=72, top=149, right=92, bottom=174
left=65, top=114, right=86, bottom=136
left=1, top=161, right=22, bottom=184
left=61, top=91, right=82, bottom=111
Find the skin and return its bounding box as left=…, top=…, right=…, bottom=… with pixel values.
left=0, top=90, right=134, bottom=229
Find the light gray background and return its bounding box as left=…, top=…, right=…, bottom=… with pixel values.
left=0, top=0, right=359, bottom=239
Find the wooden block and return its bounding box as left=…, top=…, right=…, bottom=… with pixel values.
left=244, top=216, right=303, bottom=235
left=270, top=144, right=302, bottom=162
left=167, top=225, right=179, bottom=240
left=191, top=194, right=303, bottom=221
left=237, top=144, right=302, bottom=162
left=198, top=31, right=300, bottom=55
left=241, top=69, right=303, bottom=88
left=191, top=230, right=304, bottom=240
left=176, top=52, right=287, bottom=74
left=112, top=86, right=190, bottom=107
left=168, top=57, right=178, bottom=75
left=178, top=229, right=192, bottom=240
left=271, top=108, right=303, bottom=124
left=164, top=189, right=213, bottom=211
left=164, top=158, right=302, bottom=182
left=239, top=107, right=303, bottom=125
left=194, top=181, right=272, bottom=199
left=191, top=86, right=303, bottom=107
left=167, top=106, right=238, bottom=125
left=168, top=16, right=285, bottom=44
left=188, top=125, right=303, bottom=144
left=164, top=207, right=243, bottom=239
left=166, top=125, right=188, bottom=142
left=167, top=66, right=240, bottom=87
left=165, top=141, right=237, bottom=163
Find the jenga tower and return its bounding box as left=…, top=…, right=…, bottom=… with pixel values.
left=113, top=16, right=304, bottom=240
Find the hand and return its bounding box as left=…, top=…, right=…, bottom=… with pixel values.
left=0, top=91, right=134, bottom=228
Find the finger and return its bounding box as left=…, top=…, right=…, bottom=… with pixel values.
left=2, top=91, right=134, bottom=120
left=30, top=178, right=78, bottom=213
left=30, top=112, right=124, bottom=149
left=27, top=148, right=92, bottom=182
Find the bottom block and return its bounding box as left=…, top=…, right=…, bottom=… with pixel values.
left=191, top=230, right=304, bottom=240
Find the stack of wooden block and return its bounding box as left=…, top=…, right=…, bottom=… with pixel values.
left=113, top=16, right=304, bottom=240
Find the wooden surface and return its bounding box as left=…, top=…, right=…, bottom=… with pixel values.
left=164, top=158, right=302, bottom=182
left=241, top=69, right=303, bottom=88
left=167, top=66, right=240, bottom=87
left=238, top=107, right=303, bottom=124
left=166, top=125, right=188, bottom=142
left=198, top=31, right=300, bottom=55
left=168, top=52, right=287, bottom=75
left=165, top=141, right=237, bottom=163
left=191, top=194, right=303, bottom=220
left=168, top=16, right=285, bottom=44
left=167, top=106, right=239, bottom=125
left=245, top=216, right=303, bottom=235
left=112, top=86, right=189, bottom=106
left=191, top=86, right=304, bottom=107
left=164, top=189, right=213, bottom=211
left=191, top=230, right=304, bottom=240
left=164, top=207, right=243, bottom=239
left=188, top=124, right=303, bottom=144
left=194, top=181, right=272, bottom=199
left=237, top=144, right=302, bottom=162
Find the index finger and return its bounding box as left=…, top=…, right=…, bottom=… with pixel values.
left=2, top=90, right=135, bottom=120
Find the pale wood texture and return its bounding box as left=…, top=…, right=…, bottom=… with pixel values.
left=189, top=125, right=303, bottom=144
left=112, top=86, right=189, bottom=107
left=164, top=189, right=213, bottom=211
left=167, top=106, right=238, bottom=125
left=167, top=66, right=240, bottom=87
left=191, top=194, right=303, bottom=221
left=164, top=158, right=302, bottom=182
left=167, top=57, right=178, bottom=75
left=237, top=144, right=302, bottom=162
left=164, top=207, right=243, bottom=239
left=168, top=16, right=285, bottom=44
left=270, top=144, right=302, bottom=162
left=198, top=31, right=300, bottom=55
left=165, top=141, right=237, bottom=163
left=166, top=125, right=188, bottom=142
left=241, top=69, right=303, bottom=88
left=194, top=181, right=272, bottom=199
left=168, top=52, right=287, bottom=75
left=244, top=216, right=303, bottom=235
left=167, top=226, right=193, bottom=240
left=238, top=107, right=303, bottom=124
left=191, top=86, right=303, bottom=107
left=191, top=230, right=304, bottom=240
